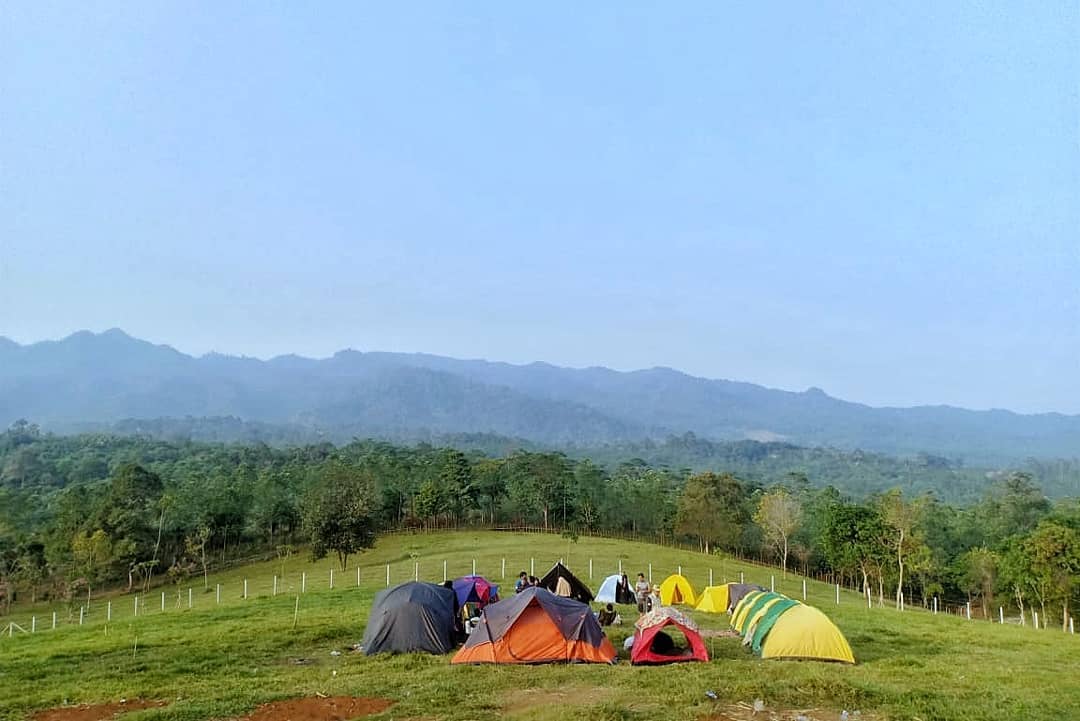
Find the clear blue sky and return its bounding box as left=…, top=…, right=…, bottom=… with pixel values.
left=2, top=3, right=1077, bottom=413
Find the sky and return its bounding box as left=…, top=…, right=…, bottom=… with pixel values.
left=2, top=3, right=1078, bottom=414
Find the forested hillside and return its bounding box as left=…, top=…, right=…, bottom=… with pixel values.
left=2, top=421, right=1078, bottom=624
left=3, top=329, right=1080, bottom=463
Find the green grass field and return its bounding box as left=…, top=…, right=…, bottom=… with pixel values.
left=2, top=531, right=1078, bottom=721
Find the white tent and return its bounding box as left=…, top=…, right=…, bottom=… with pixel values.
left=595, top=574, right=622, bottom=604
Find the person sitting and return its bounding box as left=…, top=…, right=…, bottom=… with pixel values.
left=514, top=571, right=528, bottom=594
left=597, top=603, right=618, bottom=627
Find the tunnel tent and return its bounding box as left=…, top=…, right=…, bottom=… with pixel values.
left=658, top=573, right=696, bottom=606
left=748, top=597, right=803, bottom=653
left=758, top=604, right=855, bottom=664
left=540, top=562, right=594, bottom=603
left=731, top=590, right=769, bottom=630
left=451, top=586, right=616, bottom=665
left=362, top=581, right=457, bottom=655
left=737, top=592, right=794, bottom=636
left=694, top=584, right=732, bottom=614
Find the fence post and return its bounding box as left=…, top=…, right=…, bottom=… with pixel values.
left=302, top=573, right=306, bottom=593
left=32, top=616, right=36, bottom=633
left=134, top=596, right=138, bottom=617
left=709, top=568, right=714, bottom=586
left=1071, top=618, right=1075, bottom=634
left=589, top=558, right=593, bottom=579
left=107, top=601, right=112, bottom=621
left=1034, top=610, right=1039, bottom=629
left=329, top=569, right=334, bottom=589
left=216, top=584, right=221, bottom=604
left=188, top=588, right=193, bottom=609
left=740, top=571, right=744, bottom=584
left=52, top=611, right=57, bottom=630
left=966, top=602, right=971, bottom=620
left=386, top=564, right=390, bottom=587
left=79, top=607, right=84, bottom=625
left=933, top=596, right=938, bottom=615
left=243, top=580, right=248, bottom=599
left=357, top=566, right=361, bottom=587
left=835, top=584, right=840, bottom=605
left=273, top=576, right=278, bottom=596
left=802, top=579, right=807, bottom=600
left=501, top=558, right=506, bottom=579
left=531, top=558, right=535, bottom=576
left=678, top=565, right=682, bottom=576
left=414, top=562, right=418, bottom=581
left=161, top=592, right=166, bottom=611
left=443, top=560, right=447, bottom=582
left=771, top=575, right=775, bottom=592
left=472, top=559, right=477, bottom=576
left=999, top=607, right=1004, bottom=624
left=618, top=558, right=622, bottom=574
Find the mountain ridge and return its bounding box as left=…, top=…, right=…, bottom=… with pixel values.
left=1, top=329, right=1077, bottom=463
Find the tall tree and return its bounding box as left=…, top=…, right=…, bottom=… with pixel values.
left=754, top=489, right=802, bottom=576
left=878, top=489, right=924, bottom=609
left=302, top=461, right=378, bottom=570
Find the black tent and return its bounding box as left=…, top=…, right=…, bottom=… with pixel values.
left=540, top=561, right=594, bottom=604
left=362, top=581, right=457, bottom=655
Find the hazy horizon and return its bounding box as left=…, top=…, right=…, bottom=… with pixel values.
left=3, top=4, right=1078, bottom=414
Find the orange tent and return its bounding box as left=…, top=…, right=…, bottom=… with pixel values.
left=451, top=587, right=616, bottom=665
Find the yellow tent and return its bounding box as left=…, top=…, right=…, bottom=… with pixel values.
left=730, top=590, right=767, bottom=630
left=694, top=584, right=732, bottom=613
left=658, top=574, right=696, bottom=606
left=759, top=604, right=854, bottom=663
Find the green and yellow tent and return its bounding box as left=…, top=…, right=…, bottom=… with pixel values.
left=730, top=591, right=854, bottom=664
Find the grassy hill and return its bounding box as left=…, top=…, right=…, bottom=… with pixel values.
left=1, top=531, right=1078, bottom=721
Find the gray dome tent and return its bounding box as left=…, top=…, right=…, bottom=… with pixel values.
left=362, top=581, right=457, bottom=655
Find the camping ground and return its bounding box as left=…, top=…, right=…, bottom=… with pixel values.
left=1, top=531, right=1078, bottom=721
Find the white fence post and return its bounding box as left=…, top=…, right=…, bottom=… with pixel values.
left=618, top=558, right=622, bottom=574
left=771, top=575, right=775, bottom=592
left=273, top=576, right=278, bottom=596
left=472, top=559, right=477, bottom=576
left=966, top=602, right=971, bottom=620
left=709, top=569, right=714, bottom=586
left=836, top=584, right=840, bottom=605
left=531, top=558, right=535, bottom=576
left=31, top=616, right=36, bottom=633
left=161, top=592, right=166, bottom=611
left=589, top=559, right=593, bottom=579
left=999, top=607, right=1004, bottom=624
left=414, top=562, right=419, bottom=581
left=740, top=571, right=745, bottom=584
left=329, top=569, right=334, bottom=589
left=1070, top=618, right=1075, bottom=634
left=802, top=579, right=807, bottom=601
left=79, top=607, right=84, bottom=625
left=933, top=596, right=938, bottom=614
left=107, top=601, right=112, bottom=621
left=357, top=566, right=361, bottom=587
left=678, top=565, right=682, bottom=576
left=216, top=584, right=221, bottom=604
left=243, top=580, right=248, bottom=599
left=443, top=560, right=447, bottom=582
left=188, top=588, right=193, bottom=609
left=1034, top=610, right=1039, bottom=629
left=302, top=573, right=306, bottom=593
left=385, top=564, right=390, bottom=587
left=501, top=558, right=506, bottom=579
left=134, top=596, right=138, bottom=617
left=648, top=564, right=652, bottom=583
left=52, top=611, right=57, bottom=630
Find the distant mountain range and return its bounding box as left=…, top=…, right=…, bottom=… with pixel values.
left=1, top=329, right=1077, bottom=464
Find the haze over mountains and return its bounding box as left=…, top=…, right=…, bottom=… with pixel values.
left=1, top=329, right=1077, bottom=465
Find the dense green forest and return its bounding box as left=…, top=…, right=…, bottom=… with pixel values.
left=1, top=420, right=1078, bottom=628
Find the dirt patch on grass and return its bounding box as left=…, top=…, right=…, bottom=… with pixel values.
left=502, top=686, right=613, bottom=718
left=238, top=697, right=393, bottom=721
left=699, top=703, right=879, bottom=721
left=31, top=700, right=167, bottom=721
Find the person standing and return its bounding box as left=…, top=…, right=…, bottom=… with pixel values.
left=635, top=573, right=650, bottom=613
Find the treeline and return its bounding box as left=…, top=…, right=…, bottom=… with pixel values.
left=1, top=421, right=1078, bottom=628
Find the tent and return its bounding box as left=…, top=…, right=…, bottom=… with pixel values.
left=694, top=584, right=732, bottom=614
left=362, top=582, right=457, bottom=655
left=451, top=587, right=616, bottom=665
left=758, top=604, right=854, bottom=663
left=451, top=576, right=500, bottom=609
left=595, top=574, right=622, bottom=604
left=727, top=583, right=766, bottom=611
left=658, top=574, right=696, bottom=606
left=540, top=562, right=594, bottom=603
left=630, top=606, right=708, bottom=665
left=730, top=591, right=854, bottom=664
